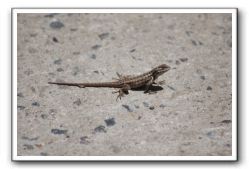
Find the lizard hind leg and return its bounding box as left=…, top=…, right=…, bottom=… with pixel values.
left=112, top=84, right=130, bottom=101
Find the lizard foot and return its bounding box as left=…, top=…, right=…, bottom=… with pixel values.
left=153, top=80, right=165, bottom=85
left=144, top=90, right=157, bottom=94
left=112, top=89, right=125, bottom=101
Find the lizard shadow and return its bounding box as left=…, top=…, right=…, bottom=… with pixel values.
left=130, top=85, right=164, bottom=93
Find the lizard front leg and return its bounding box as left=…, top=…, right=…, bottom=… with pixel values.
left=144, top=77, right=154, bottom=93
left=153, top=80, right=165, bottom=85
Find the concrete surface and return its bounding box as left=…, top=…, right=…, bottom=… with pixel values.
left=17, top=13, right=232, bottom=156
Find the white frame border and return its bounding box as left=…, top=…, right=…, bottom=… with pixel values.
left=12, top=8, right=237, bottom=161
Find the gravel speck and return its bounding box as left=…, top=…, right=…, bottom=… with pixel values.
left=94, top=125, right=106, bottom=133
left=206, top=131, right=215, bottom=139
left=32, top=102, right=40, bottom=107
left=51, top=129, right=67, bottom=135
left=57, top=68, right=64, bottom=72
left=104, top=118, right=116, bottom=126
left=73, top=51, right=80, bottom=55
left=98, top=32, right=109, bottom=40
left=167, top=85, right=176, bottom=91
left=175, top=60, right=180, bottom=65
left=200, top=76, right=205, bottom=80
left=23, top=144, right=34, bottom=150
left=130, top=49, right=136, bottom=53
left=90, top=54, right=97, bottom=59
left=21, top=136, right=39, bottom=141
left=80, top=136, right=90, bottom=144
left=70, top=28, right=78, bottom=32
left=50, top=19, right=64, bottom=29
left=92, top=45, right=101, bottom=50
left=44, top=13, right=57, bottom=18
left=53, top=59, right=62, bottom=65
left=52, top=37, right=59, bottom=43
left=122, top=104, right=133, bottom=112
left=73, top=98, right=81, bottom=106
left=191, top=40, right=197, bottom=46
left=159, top=104, right=166, bottom=108
left=207, top=86, right=212, bottom=90
left=41, top=114, right=48, bottom=119
left=220, top=120, right=232, bottom=124
left=17, top=92, right=24, bottom=97
left=18, top=106, right=25, bottom=110
left=40, top=152, right=48, bottom=156
left=180, top=58, right=188, bottom=62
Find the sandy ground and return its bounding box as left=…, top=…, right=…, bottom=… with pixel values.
left=16, top=13, right=232, bottom=156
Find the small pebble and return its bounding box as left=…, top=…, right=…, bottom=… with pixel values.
left=167, top=85, right=176, bottom=91
left=179, top=58, right=188, bottom=62
left=17, top=92, right=24, bottom=97
left=32, top=102, right=40, bottom=107
left=206, top=131, right=215, bottom=139
left=30, top=86, right=36, bottom=93
left=90, top=54, right=96, bottom=59
left=122, top=104, right=133, bottom=112
left=98, top=32, right=109, bottom=40
left=17, top=106, right=25, bottom=110
left=73, top=51, right=80, bottom=55
left=200, top=76, right=205, bottom=80
left=149, top=106, right=155, bottom=110
left=50, top=19, right=64, bottom=29
left=57, top=68, right=64, bottom=72
left=51, top=129, right=67, bottom=135
left=185, top=31, right=192, bottom=36
left=70, top=28, right=78, bottom=32
left=40, top=152, right=48, bottom=156
left=80, top=136, right=90, bottom=144
left=130, top=49, right=136, bottom=53
left=21, top=136, right=39, bottom=141
left=53, top=59, right=62, bottom=65
left=44, top=13, right=57, bottom=18
left=191, top=40, right=197, bottom=46
left=41, top=114, right=48, bottom=119
left=73, top=98, right=81, bottom=106
left=23, top=144, right=34, bottom=150
left=220, top=120, right=232, bottom=124
left=94, top=125, right=106, bottom=133
left=134, top=105, right=139, bottom=109
left=207, top=86, right=212, bottom=90
left=175, top=60, right=180, bottom=65
left=104, top=118, right=116, bottom=126
left=91, top=45, right=101, bottom=50
left=52, top=37, right=59, bottom=43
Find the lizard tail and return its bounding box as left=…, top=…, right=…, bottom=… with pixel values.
left=48, top=82, right=85, bottom=88
left=48, top=82, right=121, bottom=88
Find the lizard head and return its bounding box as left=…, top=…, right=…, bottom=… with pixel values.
left=152, top=64, right=170, bottom=79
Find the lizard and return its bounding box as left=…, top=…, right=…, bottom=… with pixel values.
left=48, top=64, right=170, bottom=100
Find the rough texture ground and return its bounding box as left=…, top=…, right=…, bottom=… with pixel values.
left=17, top=13, right=232, bottom=156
